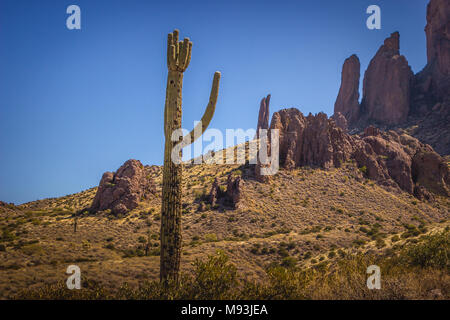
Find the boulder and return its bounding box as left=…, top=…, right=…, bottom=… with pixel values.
left=91, top=159, right=156, bottom=214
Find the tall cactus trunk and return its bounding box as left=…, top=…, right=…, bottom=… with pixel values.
left=160, top=71, right=184, bottom=283
left=160, top=29, right=221, bottom=285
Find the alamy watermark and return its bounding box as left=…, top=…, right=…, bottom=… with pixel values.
left=169, top=122, right=280, bottom=176
left=366, top=265, right=381, bottom=290
left=66, top=5, right=81, bottom=30
left=66, top=265, right=81, bottom=289
left=366, top=5, right=381, bottom=30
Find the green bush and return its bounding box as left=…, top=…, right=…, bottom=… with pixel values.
left=402, top=230, right=449, bottom=269
left=14, top=230, right=450, bottom=300
left=280, top=256, right=297, bottom=268
left=189, top=250, right=238, bottom=299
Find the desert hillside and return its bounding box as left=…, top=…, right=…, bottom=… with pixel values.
left=0, top=158, right=448, bottom=298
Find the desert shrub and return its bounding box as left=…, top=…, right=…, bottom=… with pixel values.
left=105, top=243, right=115, bottom=250
left=188, top=250, right=238, bottom=299
left=278, top=247, right=289, bottom=258
left=401, top=230, right=449, bottom=269
left=138, top=236, right=146, bottom=243
left=375, top=238, right=386, bottom=248
left=204, top=233, right=218, bottom=242
left=280, top=256, right=297, bottom=269
left=303, top=251, right=312, bottom=260
left=14, top=232, right=450, bottom=300
left=21, top=243, right=43, bottom=255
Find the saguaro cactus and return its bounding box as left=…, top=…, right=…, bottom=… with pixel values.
left=160, top=29, right=221, bottom=284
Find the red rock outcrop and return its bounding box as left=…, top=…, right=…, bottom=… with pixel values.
left=355, top=129, right=449, bottom=197
left=208, top=174, right=242, bottom=209
left=256, top=94, right=271, bottom=136
left=255, top=94, right=272, bottom=181
left=269, top=109, right=353, bottom=169
left=226, top=174, right=242, bottom=209
left=208, top=178, right=220, bottom=207
left=330, top=112, right=348, bottom=132
left=361, top=32, right=414, bottom=125
left=91, top=159, right=156, bottom=214
left=412, top=0, right=449, bottom=109
left=408, top=0, right=450, bottom=154
left=334, top=55, right=361, bottom=125
left=424, top=0, right=450, bottom=98
left=266, top=108, right=449, bottom=199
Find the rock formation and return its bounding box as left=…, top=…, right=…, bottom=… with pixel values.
left=355, top=127, right=449, bottom=197
left=91, top=159, right=156, bottom=214
left=256, top=94, right=271, bottom=136
left=331, top=0, right=449, bottom=155
left=330, top=112, right=348, bottom=132
left=208, top=174, right=242, bottom=209
left=408, top=0, right=450, bottom=154
left=421, top=0, right=450, bottom=100
left=334, top=55, right=360, bottom=125
left=267, top=108, right=449, bottom=199
left=226, top=174, right=242, bottom=209
left=269, top=108, right=353, bottom=169
left=208, top=178, right=220, bottom=207
left=413, top=0, right=449, bottom=109
left=361, top=32, right=414, bottom=125
left=255, top=94, right=272, bottom=181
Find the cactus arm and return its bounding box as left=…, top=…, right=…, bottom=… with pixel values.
left=184, top=41, right=192, bottom=70
left=183, top=71, right=221, bottom=144
left=178, top=38, right=189, bottom=70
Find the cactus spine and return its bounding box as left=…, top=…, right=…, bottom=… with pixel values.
left=160, top=29, right=221, bottom=284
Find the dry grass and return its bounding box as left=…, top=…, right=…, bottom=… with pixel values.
left=0, top=159, right=449, bottom=299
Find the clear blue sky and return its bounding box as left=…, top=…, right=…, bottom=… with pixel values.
left=0, top=0, right=430, bottom=204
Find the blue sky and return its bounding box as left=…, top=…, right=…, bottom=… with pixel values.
left=0, top=0, right=430, bottom=204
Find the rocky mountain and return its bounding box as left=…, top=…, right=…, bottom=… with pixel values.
left=333, top=0, right=449, bottom=155
left=267, top=108, right=449, bottom=199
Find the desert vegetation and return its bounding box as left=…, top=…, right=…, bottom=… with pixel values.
left=14, top=229, right=449, bottom=299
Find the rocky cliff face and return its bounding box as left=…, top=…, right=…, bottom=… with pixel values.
left=269, top=108, right=354, bottom=170
left=256, top=94, right=271, bottom=136
left=268, top=108, right=449, bottom=199
left=332, top=0, right=449, bottom=155
left=424, top=0, right=450, bottom=99
left=413, top=0, right=449, bottom=109
left=330, top=112, right=348, bottom=132
left=91, top=159, right=156, bottom=214
left=334, top=55, right=360, bottom=124
left=361, top=32, right=414, bottom=126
